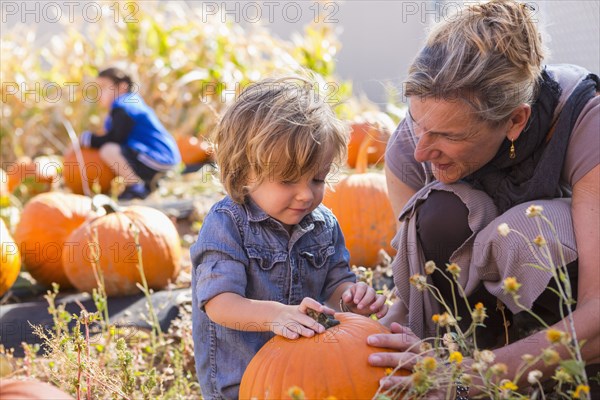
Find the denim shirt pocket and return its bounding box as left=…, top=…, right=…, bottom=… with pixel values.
left=246, top=246, right=288, bottom=302
left=300, top=244, right=335, bottom=269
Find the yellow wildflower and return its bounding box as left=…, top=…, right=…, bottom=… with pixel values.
left=497, top=223, right=510, bottom=237
left=542, top=348, right=560, bottom=365
left=500, top=380, right=518, bottom=391
left=502, top=277, right=522, bottom=295
left=424, top=260, right=436, bottom=275
left=526, top=204, right=544, bottom=217
left=422, top=357, right=437, bottom=372
left=533, top=235, right=547, bottom=247
left=521, top=354, right=534, bottom=363
left=287, top=386, right=305, bottom=400
left=419, top=341, right=433, bottom=353
left=546, top=328, right=565, bottom=344
left=385, top=368, right=394, bottom=376
left=438, top=312, right=457, bottom=327
left=474, top=349, right=496, bottom=364
left=554, top=367, right=574, bottom=384
left=432, top=314, right=440, bottom=324
left=409, top=274, right=427, bottom=291
left=411, top=371, right=427, bottom=386
left=490, top=363, right=508, bottom=376
left=446, top=262, right=461, bottom=277
left=471, top=302, right=487, bottom=324
left=448, top=351, right=463, bottom=364
left=573, top=384, right=590, bottom=399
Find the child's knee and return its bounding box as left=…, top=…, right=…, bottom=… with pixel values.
left=98, top=143, right=122, bottom=163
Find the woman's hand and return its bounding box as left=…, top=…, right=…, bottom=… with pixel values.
left=270, top=297, right=335, bottom=340
left=341, top=282, right=388, bottom=318
left=368, top=323, right=424, bottom=391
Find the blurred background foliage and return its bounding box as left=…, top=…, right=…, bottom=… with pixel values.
left=0, top=0, right=357, bottom=164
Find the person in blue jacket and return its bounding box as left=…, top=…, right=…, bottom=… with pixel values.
left=80, top=67, right=181, bottom=200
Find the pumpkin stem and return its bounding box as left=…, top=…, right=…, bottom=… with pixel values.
left=355, top=133, right=373, bottom=174
left=91, top=194, right=121, bottom=214
left=306, top=308, right=340, bottom=330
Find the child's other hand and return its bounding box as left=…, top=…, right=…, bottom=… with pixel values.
left=270, top=297, right=335, bottom=340
left=341, top=282, right=388, bottom=318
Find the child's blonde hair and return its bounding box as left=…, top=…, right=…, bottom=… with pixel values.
left=215, top=76, right=348, bottom=203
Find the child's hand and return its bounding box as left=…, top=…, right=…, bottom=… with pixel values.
left=270, top=297, right=336, bottom=340
left=341, top=282, right=388, bottom=318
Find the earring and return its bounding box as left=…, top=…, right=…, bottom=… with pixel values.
left=509, top=139, right=516, bottom=159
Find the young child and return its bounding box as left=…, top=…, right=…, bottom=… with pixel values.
left=191, top=77, right=388, bottom=399
left=80, top=67, right=181, bottom=200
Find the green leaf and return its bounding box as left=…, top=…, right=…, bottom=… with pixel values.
left=559, top=359, right=585, bottom=377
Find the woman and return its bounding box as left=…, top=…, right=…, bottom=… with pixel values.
left=368, top=0, right=599, bottom=397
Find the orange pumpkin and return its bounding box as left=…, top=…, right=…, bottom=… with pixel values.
left=0, top=379, right=74, bottom=399
left=63, top=203, right=181, bottom=296
left=240, top=313, right=410, bottom=399
left=346, top=112, right=395, bottom=168
left=176, top=135, right=214, bottom=165
left=14, top=193, right=95, bottom=288
left=323, top=137, right=396, bottom=267
left=63, top=148, right=115, bottom=195
left=0, top=219, right=21, bottom=296
left=5, top=156, right=60, bottom=194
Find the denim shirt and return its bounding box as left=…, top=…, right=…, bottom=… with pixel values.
left=191, top=196, right=355, bottom=399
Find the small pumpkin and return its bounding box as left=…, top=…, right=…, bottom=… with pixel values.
left=347, top=112, right=395, bottom=168
left=14, top=193, right=95, bottom=288
left=240, top=312, right=410, bottom=399
left=176, top=135, right=214, bottom=165
left=63, top=201, right=181, bottom=296
left=0, top=379, right=74, bottom=399
left=63, top=148, right=115, bottom=195
left=1, top=219, right=21, bottom=296
left=323, top=137, right=396, bottom=267
left=5, top=156, right=60, bottom=194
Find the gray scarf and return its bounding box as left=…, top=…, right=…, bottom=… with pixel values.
left=464, top=70, right=599, bottom=213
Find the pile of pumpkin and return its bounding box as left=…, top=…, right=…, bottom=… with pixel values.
left=0, top=192, right=181, bottom=297
left=2, top=134, right=212, bottom=198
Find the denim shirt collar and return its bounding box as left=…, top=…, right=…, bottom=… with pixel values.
left=243, top=197, right=326, bottom=228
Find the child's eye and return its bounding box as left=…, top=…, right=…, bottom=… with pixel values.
left=313, top=178, right=326, bottom=184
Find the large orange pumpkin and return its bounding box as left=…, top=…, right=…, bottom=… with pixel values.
left=1, top=219, right=21, bottom=296
left=323, top=137, right=396, bottom=267
left=240, top=312, right=409, bottom=399
left=14, top=193, right=95, bottom=288
left=0, top=379, right=74, bottom=399
left=176, top=135, right=214, bottom=165
left=63, top=148, right=115, bottom=195
left=63, top=203, right=181, bottom=296
left=347, top=112, right=395, bottom=168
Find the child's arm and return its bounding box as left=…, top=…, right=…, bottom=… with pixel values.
left=205, top=293, right=334, bottom=339
left=80, top=108, right=134, bottom=148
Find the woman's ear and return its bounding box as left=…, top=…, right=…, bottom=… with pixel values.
left=506, top=103, right=532, bottom=141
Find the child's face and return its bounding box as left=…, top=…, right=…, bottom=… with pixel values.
left=97, top=77, right=128, bottom=108
left=248, top=163, right=331, bottom=233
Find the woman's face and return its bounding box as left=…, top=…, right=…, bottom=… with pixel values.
left=409, top=97, right=510, bottom=183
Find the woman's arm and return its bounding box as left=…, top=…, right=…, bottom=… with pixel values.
left=205, top=293, right=334, bottom=340
left=385, top=163, right=417, bottom=230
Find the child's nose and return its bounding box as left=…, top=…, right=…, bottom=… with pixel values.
left=296, top=183, right=314, bottom=203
